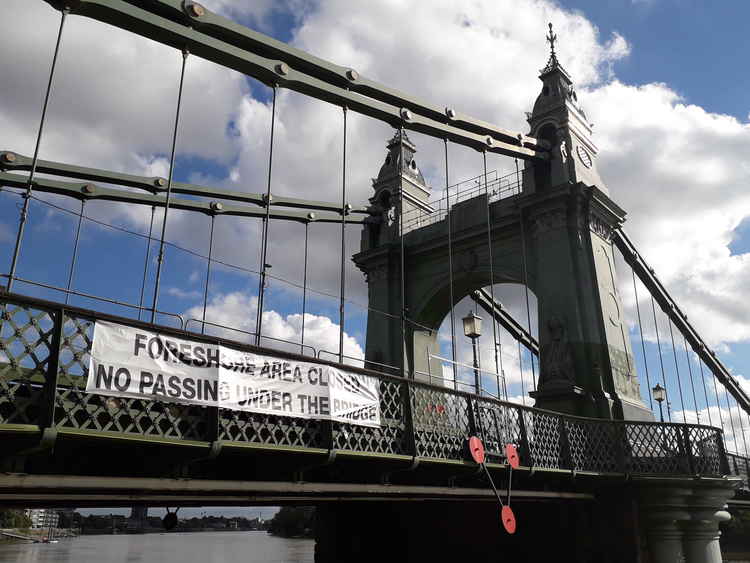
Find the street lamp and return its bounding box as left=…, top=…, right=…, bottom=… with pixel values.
left=652, top=383, right=666, bottom=423
left=462, top=311, right=482, bottom=395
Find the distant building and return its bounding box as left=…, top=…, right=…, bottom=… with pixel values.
left=25, top=509, right=59, bottom=529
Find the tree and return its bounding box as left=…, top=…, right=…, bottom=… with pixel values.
left=0, top=509, right=32, bottom=529
left=268, top=507, right=315, bottom=538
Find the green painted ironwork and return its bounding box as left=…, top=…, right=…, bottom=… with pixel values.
left=0, top=291, right=737, bottom=482
left=39, top=0, right=547, bottom=160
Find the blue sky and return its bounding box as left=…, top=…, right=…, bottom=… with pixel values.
left=566, top=0, right=750, bottom=122
left=2, top=0, right=750, bottom=513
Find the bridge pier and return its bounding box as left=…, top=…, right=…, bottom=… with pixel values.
left=314, top=498, right=608, bottom=562
left=638, top=482, right=736, bottom=563
left=314, top=481, right=738, bottom=563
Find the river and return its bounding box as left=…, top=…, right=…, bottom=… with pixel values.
left=0, top=532, right=314, bottom=563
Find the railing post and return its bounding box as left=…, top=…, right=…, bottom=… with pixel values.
left=517, top=407, right=533, bottom=468
left=682, top=426, right=695, bottom=475
left=614, top=421, right=628, bottom=474
left=558, top=417, right=572, bottom=471
left=40, top=307, right=64, bottom=430
left=467, top=395, right=478, bottom=438
left=716, top=428, right=729, bottom=475
left=402, top=380, right=417, bottom=457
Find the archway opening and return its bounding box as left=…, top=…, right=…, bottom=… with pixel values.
left=432, top=283, right=538, bottom=406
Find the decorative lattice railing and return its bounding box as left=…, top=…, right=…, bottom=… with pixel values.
left=0, top=291, right=740, bottom=483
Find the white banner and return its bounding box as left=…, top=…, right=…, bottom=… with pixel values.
left=86, top=320, right=380, bottom=427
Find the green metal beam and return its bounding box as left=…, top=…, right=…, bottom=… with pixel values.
left=0, top=171, right=365, bottom=224
left=40, top=0, right=547, bottom=161
left=471, top=288, right=539, bottom=356
left=0, top=150, right=371, bottom=216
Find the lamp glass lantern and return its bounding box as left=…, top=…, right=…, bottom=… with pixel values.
left=652, top=383, right=666, bottom=404
left=462, top=311, right=482, bottom=340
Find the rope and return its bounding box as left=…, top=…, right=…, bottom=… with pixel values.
left=201, top=215, right=215, bottom=334
left=518, top=339, right=526, bottom=406
left=7, top=8, right=68, bottom=292
left=65, top=200, right=85, bottom=305
left=667, top=319, right=687, bottom=423
left=697, top=355, right=713, bottom=427
left=339, top=106, right=348, bottom=363
left=517, top=159, right=536, bottom=391
left=255, top=85, right=277, bottom=344
left=301, top=222, right=309, bottom=354
left=444, top=139, right=457, bottom=386
left=483, top=151, right=501, bottom=395
left=631, top=269, right=653, bottom=409
left=650, top=295, right=670, bottom=421
left=138, top=206, right=156, bottom=321
left=711, top=371, right=728, bottom=448
left=682, top=334, right=700, bottom=424
left=724, top=386, right=740, bottom=454
left=399, top=127, right=407, bottom=377
left=151, top=49, right=189, bottom=323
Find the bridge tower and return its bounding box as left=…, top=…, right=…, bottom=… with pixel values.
left=356, top=27, right=651, bottom=421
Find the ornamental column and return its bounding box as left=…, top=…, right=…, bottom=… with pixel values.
left=681, top=483, right=736, bottom=563
left=639, top=486, right=691, bottom=563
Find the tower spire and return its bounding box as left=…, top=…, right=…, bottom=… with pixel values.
left=546, top=22, right=557, bottom=57
left=541, top=22, right=563, bottom=76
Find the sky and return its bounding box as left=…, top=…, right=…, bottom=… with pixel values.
left=1, top=0, right=750, bottom=515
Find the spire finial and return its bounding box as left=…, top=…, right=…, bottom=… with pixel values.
left=546, top=22, right=557, bottom=57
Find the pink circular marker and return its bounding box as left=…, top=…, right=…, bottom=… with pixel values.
left=501, top=505, right=517, bottom=534
left=505, top=443, right=520, bottom=469
left=468, top=436, right=485, bottom=464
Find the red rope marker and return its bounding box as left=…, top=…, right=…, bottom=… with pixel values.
left=501, top=505, right=516, bottom=534
left=505, top=443, right=520, bottom=469
left=468, top=436, right=486, bottom=464
left=466, top=436, right=519, bottom=535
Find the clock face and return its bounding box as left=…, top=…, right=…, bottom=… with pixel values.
left=576, top=145, right=592, bottom=168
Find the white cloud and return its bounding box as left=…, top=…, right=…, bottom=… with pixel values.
left=183, top=291, right=364, bottom=364
left=3, top=0, right=750, bottom=385
left=167, top=287, right=202, bottom=300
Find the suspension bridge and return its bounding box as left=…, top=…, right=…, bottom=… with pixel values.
left=1, top=2, right=749, bottom=561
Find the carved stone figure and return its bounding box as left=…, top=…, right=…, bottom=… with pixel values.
left=540, top=316, right=575, bottom=386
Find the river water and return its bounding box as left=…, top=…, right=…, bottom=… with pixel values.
left=0, top=532, right=314, bottom=563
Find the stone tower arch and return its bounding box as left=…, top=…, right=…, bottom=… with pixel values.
left=354, top=47, right=651, bottom=421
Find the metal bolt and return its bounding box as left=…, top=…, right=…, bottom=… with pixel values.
left=210, top=201, right=223, bottom=212
left=400, top=108, right=412, bottom=121
left=275, top=62, right=289, bottom=76
left=445, top=107, right=456, bottom=119
left=81, top=184, right=95, bottom=194
left=485, top=136, right=494, bottom=147
left=346, top=69, right=359, bottom=81
left=344, top=203, right=353, bottom=214
left=307, top=212, right=316, bottom=220
left=186, top=2, right=205, bottom=17
left=1, top=152, right=16, bottom=164
left=154, top=178, right=167, bottom=188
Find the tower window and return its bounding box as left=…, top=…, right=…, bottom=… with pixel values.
left=410, top=159, right=417, bottom=170
left=385, top=154, right=392, bottom=165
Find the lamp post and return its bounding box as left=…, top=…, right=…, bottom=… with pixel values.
left=652, top=383, right=666, bottom=423
left=462, top=311, right=482, bottom=395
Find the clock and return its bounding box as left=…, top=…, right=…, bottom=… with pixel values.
left=576, top=145, right=592, bottom=168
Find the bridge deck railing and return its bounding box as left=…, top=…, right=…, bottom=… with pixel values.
left=0, top=291, right=738, bottom=481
